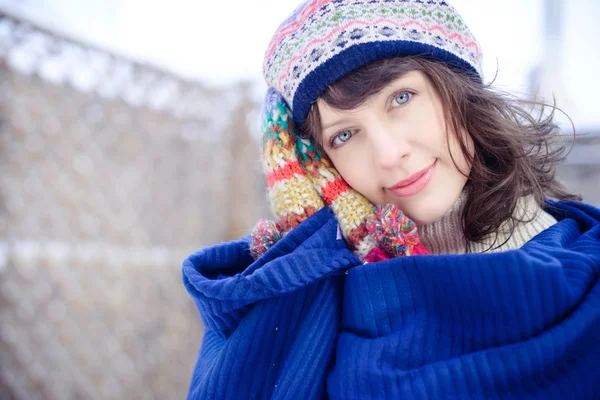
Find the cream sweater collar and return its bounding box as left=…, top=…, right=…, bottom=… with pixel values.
left=418, top=193, right=558, bottom=255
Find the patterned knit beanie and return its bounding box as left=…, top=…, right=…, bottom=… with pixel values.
left=250, top=0, right=483, bottom=262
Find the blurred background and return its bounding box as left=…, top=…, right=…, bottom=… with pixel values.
left=0, top=0, right=598, bottom=399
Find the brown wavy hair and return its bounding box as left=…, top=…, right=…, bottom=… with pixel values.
left=299, top=56, right=580, bottom=250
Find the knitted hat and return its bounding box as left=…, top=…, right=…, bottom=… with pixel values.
left=250, top=0, right=483, bottom=262
left=263, top=0, right=483, bottom=126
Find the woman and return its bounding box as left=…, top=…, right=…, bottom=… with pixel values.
left=183, top=0, right=600, bottom=398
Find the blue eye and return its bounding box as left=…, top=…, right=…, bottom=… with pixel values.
left=331, top=130, right=353, bottom=147
left=393, top=91, right=412, bottom=106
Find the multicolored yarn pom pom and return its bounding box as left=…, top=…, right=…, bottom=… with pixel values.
left=366, top=205, right=429, bottom=257
left=250, top=219, right=282, bottom=259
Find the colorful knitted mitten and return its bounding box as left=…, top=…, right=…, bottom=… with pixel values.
left=250, top=89, right=428, bottom=262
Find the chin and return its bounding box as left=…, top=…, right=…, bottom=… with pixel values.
left=402, top=202, right=449, bottom=226
left=408, top=214, right=436, bottom=226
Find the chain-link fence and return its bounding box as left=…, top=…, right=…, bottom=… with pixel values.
left=1, top=9, right=600, bottom=400
left=0, top=12, right=270, bottom=400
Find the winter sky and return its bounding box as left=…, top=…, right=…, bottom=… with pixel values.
left=0, top=0, right=598, bottom=130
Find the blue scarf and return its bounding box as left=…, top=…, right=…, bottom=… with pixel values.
left=183, top=200, right=600, bottom=399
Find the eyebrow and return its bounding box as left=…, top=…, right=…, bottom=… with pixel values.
left=322, top=119, right=348, bottom=132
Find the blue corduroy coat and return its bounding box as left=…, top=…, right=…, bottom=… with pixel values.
left=182, top=200, right=600, bottom=399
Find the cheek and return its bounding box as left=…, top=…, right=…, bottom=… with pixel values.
left=333, top=157, right=366, bottom=186
left=414, top=108, right=450, bottom=155
left=326, top=150, right=379, bottom=199
left=447, top=132, right=474, bottom=176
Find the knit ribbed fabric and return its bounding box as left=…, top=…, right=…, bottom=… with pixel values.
left=419, top=193, right=558, bottom=254
left=184, top=208, right=352, bottom=399
left=183, top=200, right=600, bottom=399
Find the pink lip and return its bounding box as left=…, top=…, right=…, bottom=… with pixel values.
left=388, top=160, right=437, bottom=197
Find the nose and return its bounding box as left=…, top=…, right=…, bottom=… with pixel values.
left=370, top=124, right=412, bottom=170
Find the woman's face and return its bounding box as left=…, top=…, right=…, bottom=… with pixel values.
left=318, top=70, right=473, bottom=225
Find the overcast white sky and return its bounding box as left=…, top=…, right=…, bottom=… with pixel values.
left=1, top=0, right=598, bottom=130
